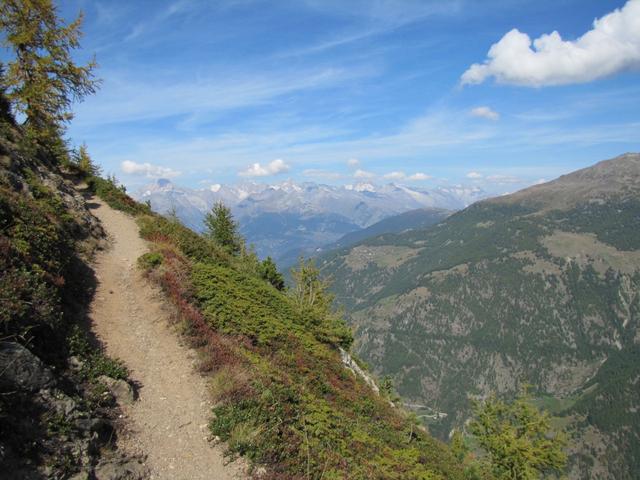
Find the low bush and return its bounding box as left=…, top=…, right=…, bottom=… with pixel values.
left=138, top=251, right=163, bottom=270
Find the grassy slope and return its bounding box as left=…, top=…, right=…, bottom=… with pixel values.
left=92, top=178, right=464, bottom=479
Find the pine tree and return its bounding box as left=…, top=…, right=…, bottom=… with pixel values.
left=260, top=256, right=285, bottom=290
left=0, top=0, right=99, bottom=146
left=469, top=392, right=567, bottom=480
left=204, top=201, right=242, bottom=255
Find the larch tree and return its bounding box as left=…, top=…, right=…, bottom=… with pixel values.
left=204, top=201, right=242, bottom=255
left=0, top=63, right=12, bottom=119
left=290, top=257, right=333, bottom=313
left=0, top=0, right=99, bottom=150
left=75, top=142, right=99, bottom=176
left=290, top=257, right=353, bottom=347
left=469, top=392, right=568, bottom=480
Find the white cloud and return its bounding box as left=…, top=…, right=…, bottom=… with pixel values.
left=470, top=106, right=500, bottom=121
left=121, top=160, right=181, bottom=178
left=353, top=169, right=375, bottom=179
left=381, top=171, right=431, bottom=182
left=239, top=159, right=290, bottom=177
left=346, top=158, right=360, bottom=168
left=408, top=172, right=431, bottom=181
left=466, top=171, right=483, bottom=179
left=461, top=0, right=640, bottom=86
left=465, top=172, right=522, bottom=184
left=383, top=171, right=406, bottom=180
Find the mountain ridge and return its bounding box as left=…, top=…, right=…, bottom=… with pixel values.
left=490, top=152, right=640, bottom=210
left=136, top=178, right=488, bottom=264
left=319, top=206, right=452, bottom=253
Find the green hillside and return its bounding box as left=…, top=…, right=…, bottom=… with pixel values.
left=319, top=153, right=640, bottom=479
left=322, top=207, right=451, bottom=252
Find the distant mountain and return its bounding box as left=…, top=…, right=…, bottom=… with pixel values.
left=321, top=207, right=451, bottom=253
left=319, top=153, right=640, bottom=479
left=136, top=180, right=486, bottom=265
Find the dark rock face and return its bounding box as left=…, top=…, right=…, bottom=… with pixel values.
left=0, top=341, right=55, bottom=392
left=0, top=341, right=147, bottom=480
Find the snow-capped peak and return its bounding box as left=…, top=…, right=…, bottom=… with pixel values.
left=142, top=178, right=175, bottom=195
left=345, top=183, right=376, bottom=192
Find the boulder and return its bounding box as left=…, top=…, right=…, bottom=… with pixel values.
left=68, top=355, right=85, bottom=372
left=93, top=456, right=147, bottom=480
left=97, top=375, right=135, bottom=405
left=38, top=388, right=78, bottom=416
left=0, top=342, right=55, bottom=392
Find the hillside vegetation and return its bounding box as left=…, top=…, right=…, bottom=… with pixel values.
left=126, top=193, right=467, bottom=479
left=319, top=153, right=640, bottom=479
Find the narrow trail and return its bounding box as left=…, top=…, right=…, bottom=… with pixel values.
left=88, top=197, right=245, bottom=480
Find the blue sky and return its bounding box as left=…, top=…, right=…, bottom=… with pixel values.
left=59, top=0, right=640, bottom=193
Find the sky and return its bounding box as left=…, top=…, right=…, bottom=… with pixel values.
left=54, top=0, right=640, bottom=194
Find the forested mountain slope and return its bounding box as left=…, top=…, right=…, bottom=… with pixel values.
left=319, top=153, right=640, bottom=479
left=320, top=207, right=451, bottom=253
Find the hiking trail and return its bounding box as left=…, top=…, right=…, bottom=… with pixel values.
left=88, top=197, right=245, bottom=480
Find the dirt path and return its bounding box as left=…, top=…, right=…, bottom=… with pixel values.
left=88, top=198, right=245, bottom=480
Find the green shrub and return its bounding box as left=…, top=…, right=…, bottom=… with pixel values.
left=84, top=353, right=129, bottom=381
left=138, top=251, right=163, bottom=270
left=137, top=214, right=229, bottom=264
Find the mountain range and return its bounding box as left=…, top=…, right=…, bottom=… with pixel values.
left=136, top=179, right=486, bottom=266
left=318, top=153, right=640, bottom=479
